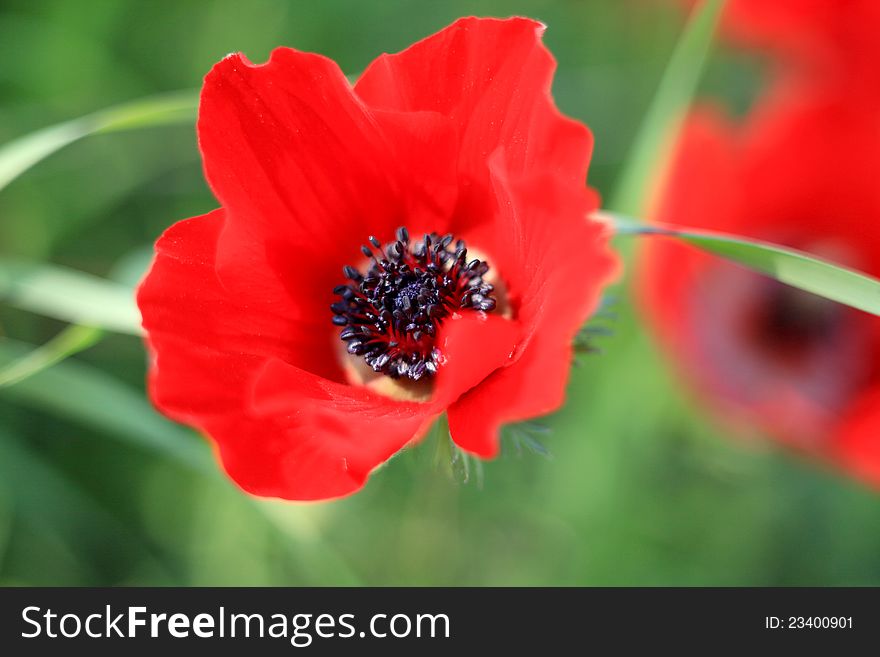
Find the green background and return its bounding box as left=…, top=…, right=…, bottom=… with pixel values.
left=1, top=0, right=878, bottom=586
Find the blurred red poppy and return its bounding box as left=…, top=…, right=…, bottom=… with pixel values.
left=137, top=17, right=618, bottom=500
left=698, top=0, right=880, bottom=94
left=639, top=89, right=880, bottom=485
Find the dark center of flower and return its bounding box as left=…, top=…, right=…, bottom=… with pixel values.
left=331, top=227, right=497, bottom=381
left=749, top=279, right=842, bottom=364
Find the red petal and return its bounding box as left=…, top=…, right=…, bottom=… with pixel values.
left=246, top=360, right=434, bottom=499
left=355, top=17, right=592, bottom=187
left=138, top=211, right=360, bottom=499
left=834, top=388, right=880, bottom=487
left=719, top=0, right=880, bottom=89
left=247, top=313, right=520, bottom=498
left=198, top=49, right=459, bottom=322
left=431, top=313, right=522, bottom=407
left=447, top=171, right=618, bottom=457
left=138, top=210, right=341, bottom=408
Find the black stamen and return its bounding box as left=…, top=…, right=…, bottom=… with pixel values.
left=332, top=228, right=497, bottom=381
left=343, top=265, right=361, bottom=281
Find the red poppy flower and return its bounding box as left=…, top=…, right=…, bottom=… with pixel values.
left=639, top=89, right=880, bottom=485
left=137, top=17, right=618, bottom=500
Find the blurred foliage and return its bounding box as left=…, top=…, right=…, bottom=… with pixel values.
left=1, top=0, right=879, bottom=586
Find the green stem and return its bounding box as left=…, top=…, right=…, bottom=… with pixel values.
left=0, top=90, right=198, bottom=193
left=599, top=210, right=880, bottom=317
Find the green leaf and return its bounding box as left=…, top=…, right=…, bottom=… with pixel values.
left=0, top=90, right=198, bottom=193
left=505, top=422, right=553, bottom=459
left=0, top=324, right=102, bottom=388
left=0, top=258, right=141, bottom=335
left=608, top=0, right=724, bottom=215
left=606, top=212, right=880, bottom=316
left=0, top=339, right=213, bottom=474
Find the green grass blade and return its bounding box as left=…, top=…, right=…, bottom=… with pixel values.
left=0, top=90, right=198, bottom=192
left=608, top=0, right=724, bottom=215
left=0, top=258, right=141, bottom=335
left=0, top=324, right=103, bottom=388
left=606, top=212, right=880, bottom=316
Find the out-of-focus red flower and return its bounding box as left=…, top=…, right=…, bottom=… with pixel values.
left=688, top=0, right=880, bottom=94
left=639, top=89, right=880, bottom=485
left=137, top=17, right=618, bottom=500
